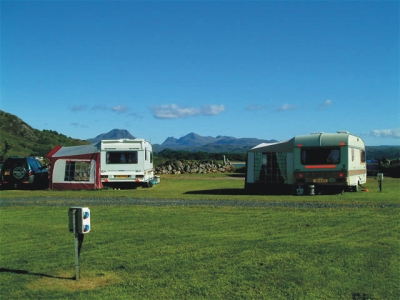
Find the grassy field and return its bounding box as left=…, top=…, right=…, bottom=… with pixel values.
left=1, top=174, right=399, bottom=299
left=0, top=173, right=399, bottom=204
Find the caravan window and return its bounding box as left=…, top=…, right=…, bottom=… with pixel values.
left=360, top=150, right=366, bottom=163
left=106, top=151, right=138, bottom=164
left=301, top=148, right=340, bottom=165
left=145, top=149, right=153, bottom=163
left=64, top=161, right=91, bottom=181
left=253, top=152, right=285, bottom=184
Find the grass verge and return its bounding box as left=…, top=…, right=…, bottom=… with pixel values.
left=1, top=174, right=399, bottom=299
left=0, top=174, right=399, bottom=204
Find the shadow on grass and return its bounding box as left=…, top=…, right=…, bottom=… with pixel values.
left=184, top=188, right=293, bottom=196
left=184, top=185, right=346, bottom=196
left=0, top=268, right=73, bottom=280
left=226, top=173, right=245, bottom=178
left=185, top=188, right=247, bottom=196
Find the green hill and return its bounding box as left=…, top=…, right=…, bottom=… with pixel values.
left=0, top=110, right=89, bottom=161
left=366, top=145, right=400, bottom=160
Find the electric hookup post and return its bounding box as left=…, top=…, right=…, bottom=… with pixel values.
left=377, top=173, right=384, bottom=192
left=68, top=207, right=90, bottom=280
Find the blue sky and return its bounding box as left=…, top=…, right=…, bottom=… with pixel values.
left=1, top=1, right=399, bottom=146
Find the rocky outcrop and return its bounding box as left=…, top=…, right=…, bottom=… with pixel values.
left=155, top=161, right=235, bottom=174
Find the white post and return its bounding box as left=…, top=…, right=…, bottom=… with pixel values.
left=377, top=173, right=384, bottom=192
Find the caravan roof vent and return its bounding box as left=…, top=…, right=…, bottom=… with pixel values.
left=337, top=131, right=349, bottom=134
left=311, top=132, right=324, bottom=134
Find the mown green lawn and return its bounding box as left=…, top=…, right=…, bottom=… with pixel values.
left=0, top=173, right=398, bottom=204
left=1, top=175, right=399, bottom=299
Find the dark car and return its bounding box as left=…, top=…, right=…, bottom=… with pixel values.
left=1, top=156, right=49, bottom=189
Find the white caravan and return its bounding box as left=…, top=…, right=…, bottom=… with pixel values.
left=100, top=139, right=155, bottom=188
left=245, top=132, right=367, bottom=194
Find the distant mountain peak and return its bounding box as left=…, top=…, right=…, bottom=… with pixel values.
left=87, top=129, right=135, bottom=143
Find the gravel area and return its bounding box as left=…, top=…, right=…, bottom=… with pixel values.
left=0, top=197, right=398, bottom=209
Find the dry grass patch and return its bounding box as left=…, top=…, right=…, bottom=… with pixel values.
left=26, top=272, right=121, bottom=292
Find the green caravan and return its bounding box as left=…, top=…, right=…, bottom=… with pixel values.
left=100, top=139, right=155, bottom=188
left=245, top=132, right=367, bottom=194
left=293, top=131, right=366, bottom=192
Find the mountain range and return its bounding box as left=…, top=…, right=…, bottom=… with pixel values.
left=153, top=132, right=278, bottom=152
left=0, top=110, right=399, bottom=159
left=86, top=129, right=400, bottom=158
left=88, top=129, right=400, bottom=159
left=86, top=129, right=278, bottom=153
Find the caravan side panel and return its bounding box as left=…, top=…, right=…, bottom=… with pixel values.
left=286, top=153, right=294, bottom=184
left=245, top=146, right=294, bottom=194
left=246, top=152, right=255, bottom=184
left=51, top=159, right=99, bottom=190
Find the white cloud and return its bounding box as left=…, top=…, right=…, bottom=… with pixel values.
left=275, top=103, right=297, bottom=112
left=111, top=105, right=129, bottom=113
left=90, top=105, right=129, bottom=113
left=319, top=99, right=333, bottom=108
left=70, top=104, right=134, bottom=114
left=364, top=128, right=400, bottom=138
left=151, top=104, right=225, bottom=119
left=202, top=104, right=225, bottom=115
